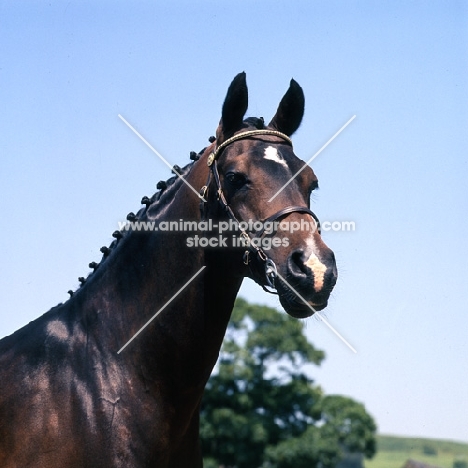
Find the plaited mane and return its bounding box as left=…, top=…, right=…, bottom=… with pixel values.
left=69, top=144, right=208, bottom=297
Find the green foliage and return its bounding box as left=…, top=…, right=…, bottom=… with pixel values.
left=320, top=395, right=377, bottom=458
left=202, top=458, right=219, bottom=468
left=374, top=435, right=468, bottom=456
left=366, top=435, right=468, bottom=468
left=422, top=443, right=438, bottom=456
left=201, top=297, right=377, bottom=468
left=229, top=297, right=325, bottom=367
left=454, top=458, right=468, bottom=468
left=337, top=453, right=365, bottom=468
left=264, top=425, right=342, bottom=468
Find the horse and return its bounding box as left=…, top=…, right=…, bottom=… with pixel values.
left=0, top=72, right=337, bottom=467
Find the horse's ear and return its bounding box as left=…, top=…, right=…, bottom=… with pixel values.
left=219, top=72, right=248, bottom=138
left=269, top=79, right=305, bottom=136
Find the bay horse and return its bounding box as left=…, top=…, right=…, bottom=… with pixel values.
left=0, top=73, right=337, bottom=467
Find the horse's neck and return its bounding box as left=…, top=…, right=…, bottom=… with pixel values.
left=72, top=181, right=242, bottom=393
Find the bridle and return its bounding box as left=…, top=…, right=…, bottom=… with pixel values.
left=200, top=129, right=321, bottom=293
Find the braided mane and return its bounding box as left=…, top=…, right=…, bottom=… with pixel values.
left=70, top=117, right=265, bottom=296
left=69, top=145, right=208, bottom=297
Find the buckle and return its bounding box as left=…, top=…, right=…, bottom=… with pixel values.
left=264, top=259, right=277, bottom=289
left=199, top=185, right=208, bottom=201
left=207, top=153, right=216, bottom=166
left=243, top=250, right=250, bottom=265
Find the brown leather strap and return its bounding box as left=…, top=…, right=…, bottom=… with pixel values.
left=200, top=130, right=321, bottom=292
left=208, top=159, right=321, bottom=291
left=258, top=206, right=321, bottom=236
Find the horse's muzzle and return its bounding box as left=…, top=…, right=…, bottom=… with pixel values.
left=277, top=248, right=337, bottom=318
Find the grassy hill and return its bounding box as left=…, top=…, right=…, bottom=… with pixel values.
left=365, top=435, right=468, bottom=468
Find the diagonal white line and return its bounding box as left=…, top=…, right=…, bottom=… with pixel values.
left=118, top=114, right=207, bottom=202
left=268, top=115, right=356, bottom=202
left=275, top=270, right=357, bottom=353
left=117, top=266, right=206, bottom=354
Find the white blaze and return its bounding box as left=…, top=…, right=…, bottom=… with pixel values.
left=305, top=253, right=327, bottom=292
left=304, top=235, right=327, bottom=292
left=264, top=146, right=287, bottom=166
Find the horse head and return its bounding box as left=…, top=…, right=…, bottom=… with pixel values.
left=202, top=72, right=337, bottom=318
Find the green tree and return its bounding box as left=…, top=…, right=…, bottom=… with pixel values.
left=454, top=458, right=468, bottom=468
left=200, top=298, right=377, bottom=468
left=422, top=443, right=438, bottom=456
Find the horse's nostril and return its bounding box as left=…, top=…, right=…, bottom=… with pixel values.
left=287, top=250, right=308, bottom=276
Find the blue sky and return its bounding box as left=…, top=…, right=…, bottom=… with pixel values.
left=1, top=0, right=467, bottom=443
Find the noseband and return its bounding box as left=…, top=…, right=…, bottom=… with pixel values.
left=201, top=130, right=321, bottom=293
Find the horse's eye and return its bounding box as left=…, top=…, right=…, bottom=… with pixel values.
left=225, top=172, right=247, bottom=189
